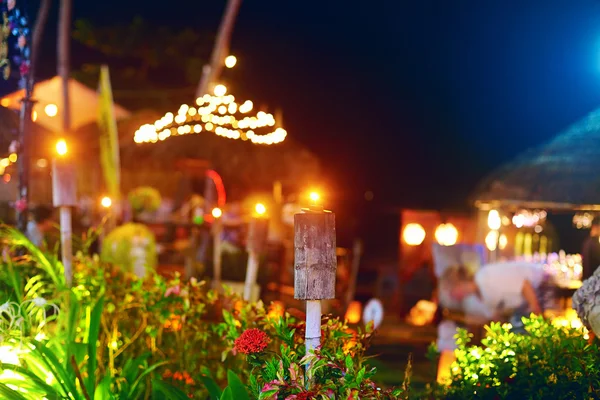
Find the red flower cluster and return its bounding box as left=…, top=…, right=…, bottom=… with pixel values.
left=234, top=328, right=270, bottom=354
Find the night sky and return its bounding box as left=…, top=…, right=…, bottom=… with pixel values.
left=6, top=0, right=600, bottom=250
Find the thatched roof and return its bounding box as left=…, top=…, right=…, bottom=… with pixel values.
left=473, top=108, right=600, bottom=211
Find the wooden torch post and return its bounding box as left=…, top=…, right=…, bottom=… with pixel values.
left=294, top=204, right=337, bottom=368
left=52, top=139, right=76, bottom=287
left=244, top=204, right=269, bottom=301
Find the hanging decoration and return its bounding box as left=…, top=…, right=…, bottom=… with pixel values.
left=512, top=209, right=547, bottom=228
left=573, top=213, right=594, bottom=230
left=134, top=86, right=287, bottom=145
left=0, top=0, right=31, bottom=87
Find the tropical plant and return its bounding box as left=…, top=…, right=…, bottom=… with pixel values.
left=428, top=316, right=599, bottom=399
left=0, top=294, right=187, bottom=399
left=208, top=307, right=408, bottom=399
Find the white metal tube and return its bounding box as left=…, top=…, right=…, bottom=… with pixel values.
left=59, top=206, right=73, bottom=286
left=243, top=251, right=259, bottom=301
left=305, top=300, right=322, bottom=355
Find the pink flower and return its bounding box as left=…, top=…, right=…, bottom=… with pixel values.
left=165, top=285, right=181, bottom=297
left=14, top=198, right=27, bottom=212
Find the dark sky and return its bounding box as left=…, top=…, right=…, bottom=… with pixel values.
left=6, top=1, right=600, bottom=238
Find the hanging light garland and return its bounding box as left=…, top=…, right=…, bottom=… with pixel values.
left=134, top=85, right=287, bottom=145
left=134, top=57, right=287, bottom=146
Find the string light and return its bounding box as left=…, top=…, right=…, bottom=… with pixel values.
left=134, top=92, right=287, bottom=145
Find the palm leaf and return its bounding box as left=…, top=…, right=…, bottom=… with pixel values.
left=0, top=362, right=61, bottom=397
left=0, top=381, right=29, bottom=400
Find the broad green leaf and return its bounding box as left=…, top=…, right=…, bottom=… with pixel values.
left=227, top=370, right=250, bottom=400
left=220, top=387, right=233, bottom=400
left=199, top=375, right=222, bottom=400
left=94, top=376, right=112, bottom=400
left=151, top=379, right=190, bottom=400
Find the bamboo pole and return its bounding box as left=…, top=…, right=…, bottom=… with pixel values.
left=195, top=0, right=242, bottom=98
left=56, top=0, right=73, bottom=285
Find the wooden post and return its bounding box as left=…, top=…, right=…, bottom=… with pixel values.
left=52, top=158, right=76, bottom=286
left=244, top=217, right=268, bottom=301
left=294, top=208, right=336, bottom=369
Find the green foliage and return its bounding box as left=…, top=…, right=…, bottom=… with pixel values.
left=128, top=186, right=162, bottom=215
left=430, top=316, right=600, bottom=399
left=100, top=222, right=157, bottom=274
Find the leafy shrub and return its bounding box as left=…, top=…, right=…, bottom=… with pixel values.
left=128, top=186, right=162, bottom=215
left=100, top=222, right=157, bottom=274
left=429, top=316, right=599, bottom=399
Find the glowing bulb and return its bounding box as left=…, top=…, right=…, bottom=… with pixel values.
left=224, top=55, right=237, bottom=68
left=255, top=203, right=266, bottom=216
left=8, top=153, right=17, bottom=163
left=213, top=84, right=227, bottom=96
left=212, top=207, right=223, bottom=219
left=435, top=223, right=458, bottom=246
left=485, top=230, right=499, bottom=251
left=487, top=210, right=501, bottom=230
left=101, top=196, right=112, bottom=208
left=499, top=234, right=508, bottom=250
left=309, top=191, right=320, bottom=204
left=55, top=139, right=67, bottom=156
left=403, top=223, right=426, bottom=246
left=44, top=103, right=58, bottom=117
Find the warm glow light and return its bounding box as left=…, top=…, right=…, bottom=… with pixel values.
left=101, top=196, right=112, bottom=208
left=213, top=84, right=227, bottom=97
left=435, top=223, right=459, bottom=246
left=309, top=191, right=320, bottom=204
left=32, top=110, right=37, bottom=121
left=487, top=210, right=501, bottom=230
left=36, top=158, right=48, bottom=168
left=255, top=203, right=266, bottom=216
left=499, top=234, right=508, bottom=250
left=212, top=207, right=223, bottom=219
left=44, top=103, right=58, bottom=117
left=55, top=139, right=68, bottom=156
left=224, top=55, right=237, bottom=68
left=485, top=230, right=499, bottom=251
left=8, top=153, right=17, bottom=163
left=403, top=223, right=426, bottom=246
left=345, top=301, right=362, bottom=324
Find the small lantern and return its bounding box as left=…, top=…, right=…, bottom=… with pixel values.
left=345, top=301, right=362, bottom=324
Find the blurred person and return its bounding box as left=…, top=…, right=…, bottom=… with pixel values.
left=443, top=261, right=558, bottom=333
left=26, top=205, right=54, bottom=248
left=582, top=219, right=600, bottom=280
